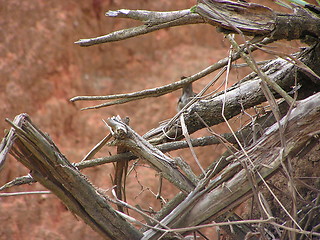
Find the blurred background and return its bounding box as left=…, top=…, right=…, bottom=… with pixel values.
left=0, top=0, right=308, bottom=239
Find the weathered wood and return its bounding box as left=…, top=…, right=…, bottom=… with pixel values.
left=75, top=1, right=320, bottom=48
left=195, top=0, right=276, bottom=34
left=1, top=2, right=320, bottom=239
left=195, top=0, right=320, bottom=40
left=142, top=92, right=320, bottom=239
left=1, top=114, right=142, bottom=240
left=107, top=116, right=196, bottom=193
left=75, top=9, right=204, bottom=47
left=147, top=43, right=320, bottom=144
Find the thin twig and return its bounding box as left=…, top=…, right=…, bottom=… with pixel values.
left=81, top=134, right=112, bottom=161
left=0, top=174, right=36, bottom=191
left=155, top=217, right=275, bottom=233
left=199, top=0, right=294, bottom=106
left=163, top=66, right=227, bottom=133
left=0, top=191, right=51, bottom=197
left=255, top=44, right=320, bottom=82
left=180, top=114, right=205, bottom=174
left=70, top=38, right=274, bottom=110
left=75, top=9, right=204, bottom=47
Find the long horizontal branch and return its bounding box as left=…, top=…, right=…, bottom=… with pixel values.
left=69, top=53, right=230, bottom=108
left=146, top=44, right=320, bottom=144
left=0, top=104, right=287, bottom=192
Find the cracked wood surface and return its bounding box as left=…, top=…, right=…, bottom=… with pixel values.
left=0, top=114, right=142, bottom=240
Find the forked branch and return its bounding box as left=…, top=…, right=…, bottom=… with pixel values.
left=75, top=9, right=204, bottom=47
left=75, top=0, right=320, bottom=47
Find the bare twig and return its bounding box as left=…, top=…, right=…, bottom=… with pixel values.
left=109, top=188, right=185, bottom=239
left=81, top=134, right=112, bottom=161
left=75, top=9, right=204, bottom=47
left=226, top=34, right=295, bottom=106
left=70, top=38, right=274, bottom=110
left=0, top=191, right=51, bottom=197
left=180, top=114, right=205, bottom=175
left=0, top=174, right=36, bottom=191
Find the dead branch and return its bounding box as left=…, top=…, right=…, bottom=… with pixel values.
left=75, top=1, right=320, bottom=48
left=106, top=116, right=196, bottom=193
left=1, top=114, right=142, bottom=240
left=142, top=92, right=320, bottom=239
left=75, top=9, right=204, bottom=47
left=2, top=2, right=320, bottom=239
left=2, top=94, right=320, bottom=238
left=70, top=37, right=274, bottom=110
left=146, top=44, right=320, bottom=144
left=195, top=0, right=276, bottom=34
left=196, top=0, right=320, bottom=41
left=71, top=1, right=320, bottom=113
left=0, top=103, right=288, bottom=192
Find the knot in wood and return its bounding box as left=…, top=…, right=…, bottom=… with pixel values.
left=114, top=127, right=127, bottom=140
left=106, top=116, right=128, bottom=140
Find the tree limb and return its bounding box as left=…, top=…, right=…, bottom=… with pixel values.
left=75, top=1, right=320, bottom=48
left=2, top=114, right=142, bottom=240
left=106, top=116, right=196, bottom=192
left=142, top=91, right=320, bottom=239
left=146, top=44, right=320, bottom=144
left=75, top=9, right=204, bottom=47
left=0, top=102, right=288, bottom=192
left=70, top=37, right=274, bottom=110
